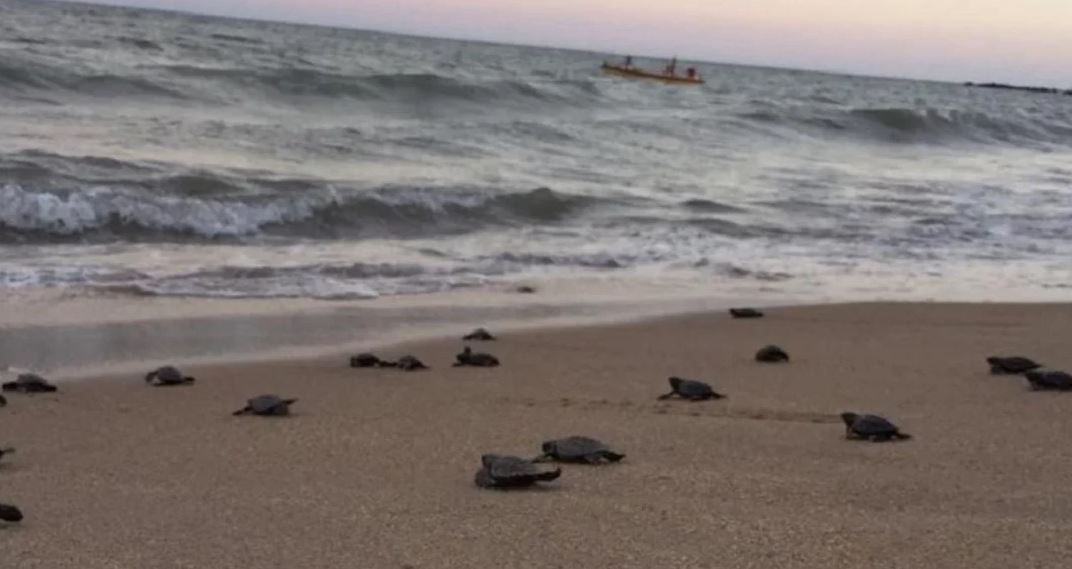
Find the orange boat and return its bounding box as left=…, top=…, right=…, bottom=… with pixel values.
left=601, top=61, right=704, bottom=85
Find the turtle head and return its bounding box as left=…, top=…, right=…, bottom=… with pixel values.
left=480, top=454, right=502, bottom=468
left=464, top=346, right=472, bottom=355
left=839, top=412, right=858, bottom=426
left=668, top=376, right=684, bottom=389
left=985, top=357, right=1000, bottom=365
left=540, top=440, right=557, bottom=454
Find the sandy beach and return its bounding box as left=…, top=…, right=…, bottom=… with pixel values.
left=3, top=302, right=1072, bottom=568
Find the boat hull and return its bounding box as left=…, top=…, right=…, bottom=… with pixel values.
left=601, top=63, right=704, bottom=85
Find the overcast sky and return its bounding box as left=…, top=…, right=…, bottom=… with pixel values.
left=92, top=0, right=1070, bottom=85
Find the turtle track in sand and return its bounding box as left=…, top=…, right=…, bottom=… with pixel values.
left=497, top=396, right=840, bottom=425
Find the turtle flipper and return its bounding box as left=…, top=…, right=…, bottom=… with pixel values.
left=531, top=453, right=553, bottom=463
left=602, top=451, right=625, bottom=462
left=144, top=371, right=157, bottom=384
left=0, top=394, right=6, bottom=407
left=1, top=382, right=17, bottom=393
left=232, top=406, right=252, bottom=416
left=892, top=432, right=912, bottom=441
left=533, top=468, right=562, bottom=482
left=656, top=391, right=676, bottom=400
left=184, top=376, right=196, bottom=384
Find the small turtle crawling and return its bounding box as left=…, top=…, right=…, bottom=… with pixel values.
left=987, top=356, right=1041, bottom=375
left=232, top=395, right=298, bottom=416
left=145, top=366, right=195, bottom=386
left=730, top=308, right=764, bottom=319
left=657, top=377, right=725, bottom=401
left=1025, top=370, right=1072, bottom=391
left=0, top=504, right=22, bottom=523
left=537, top=436, right=625, bottom=464
left=393, top=355, right=428, bottom=371
left=454, top=346, right=500, bottom=367
left=474, top=454, right=561, bottom=489
left=463, top=328, right=496, bottom=341
left=1, top=373, right=58, bottom=393
left=755, top=345, right=790, bottom=363
left=840, top=412, right=912, bottom=442
left=349, top=353, right=383, bottom=368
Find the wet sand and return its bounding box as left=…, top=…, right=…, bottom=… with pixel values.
left=3, top=302, right=1072, bottom=568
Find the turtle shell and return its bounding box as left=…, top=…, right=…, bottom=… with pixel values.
left=3, top=373, right=58, bottom=393
left=479, top=454, right=560, bottom=487
left=847, top=414, right=900, bottom=436
left=755, top=345, right=789, bottom=362
left=463, top=328, right=495, bottom=341
left=669, top=377, right=720, bottom=399
left=350, top=353, right=381, bottom=368
left=148, top=366, right=188, bottom=385
left=247, top=395, right=294, bottom=415
left=1026, top=371, right=1072, bottom=391
left=988, top=356, right=1041, bottom=374
left=544, top=436, right=615, bottom=461
left=0, top=504, right=23, bottom=523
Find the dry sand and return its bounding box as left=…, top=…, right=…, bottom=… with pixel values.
left=3, top=302, right=1072, bottom=568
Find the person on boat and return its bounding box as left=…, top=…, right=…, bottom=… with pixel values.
left=664, top=57, right=677, bottom=76
left=624, top=55, right=634, bottom=69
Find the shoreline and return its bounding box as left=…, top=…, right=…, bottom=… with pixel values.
left=3, top=286, right=1071, bottom=381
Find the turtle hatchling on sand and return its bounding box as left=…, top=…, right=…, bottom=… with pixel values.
left=729, top=308, right=764, bottom=319
left=454, top=346, right=500, bottom=367
left=474, top=454, right=561, bottom=489
left=840, top=412, right=912, bottom=442
left=1025, top=370, right=1072, bottom=391
left=145, top=366, right=195, bottom=386
left=657, top=376, right=725, bottom=401
left=1, top=373, right=58, bottom=393
left=755, top=345, right=790, bottom=363
left=394, top=355, right=428, bottom=371
left=349, top=351, right=383, bottom=368
left=538, top=436, right=625, bottom=464
left=987, top=356, right=1041, bottom=375
left=232, top=395, right=298, bottom=416
left=0, top=503, right=23, bottom=523
left=462, top=328, right=496, bottom=341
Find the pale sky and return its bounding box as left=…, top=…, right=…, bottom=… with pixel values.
left=97, top=0, right=1070, bottom=85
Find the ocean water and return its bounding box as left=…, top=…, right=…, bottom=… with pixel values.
left=2, top=0, right=1071, bottom=303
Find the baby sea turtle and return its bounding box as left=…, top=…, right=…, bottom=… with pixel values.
left=463, top=328, right=496, bottom=341
left=657, top=377, right=725, bottom=401
left=755, top=345, right=790, bottom=363
left=0, top=504, right=22, bottom=523
left=349, top=353, right=384, bottom=368
left=232, top=395, right=298, bottom=416
left=537, top=436, right=625, bottom=464
left=1025, top=370, right=1072, bottom=391
left=1, top=373, right=58, bottom=393
left=144, top=366, right=195, bottom=386
left=474, top=454, right=561, bottom=489
left=454, top=346, right=500, bottom=367
left=730, top=308, right=764, bottom=319
left=394, top=355, right=428, bottom=371
left=840, top=412, right=912, bottom=442
left=987, top=356, right=1041, bottom=375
